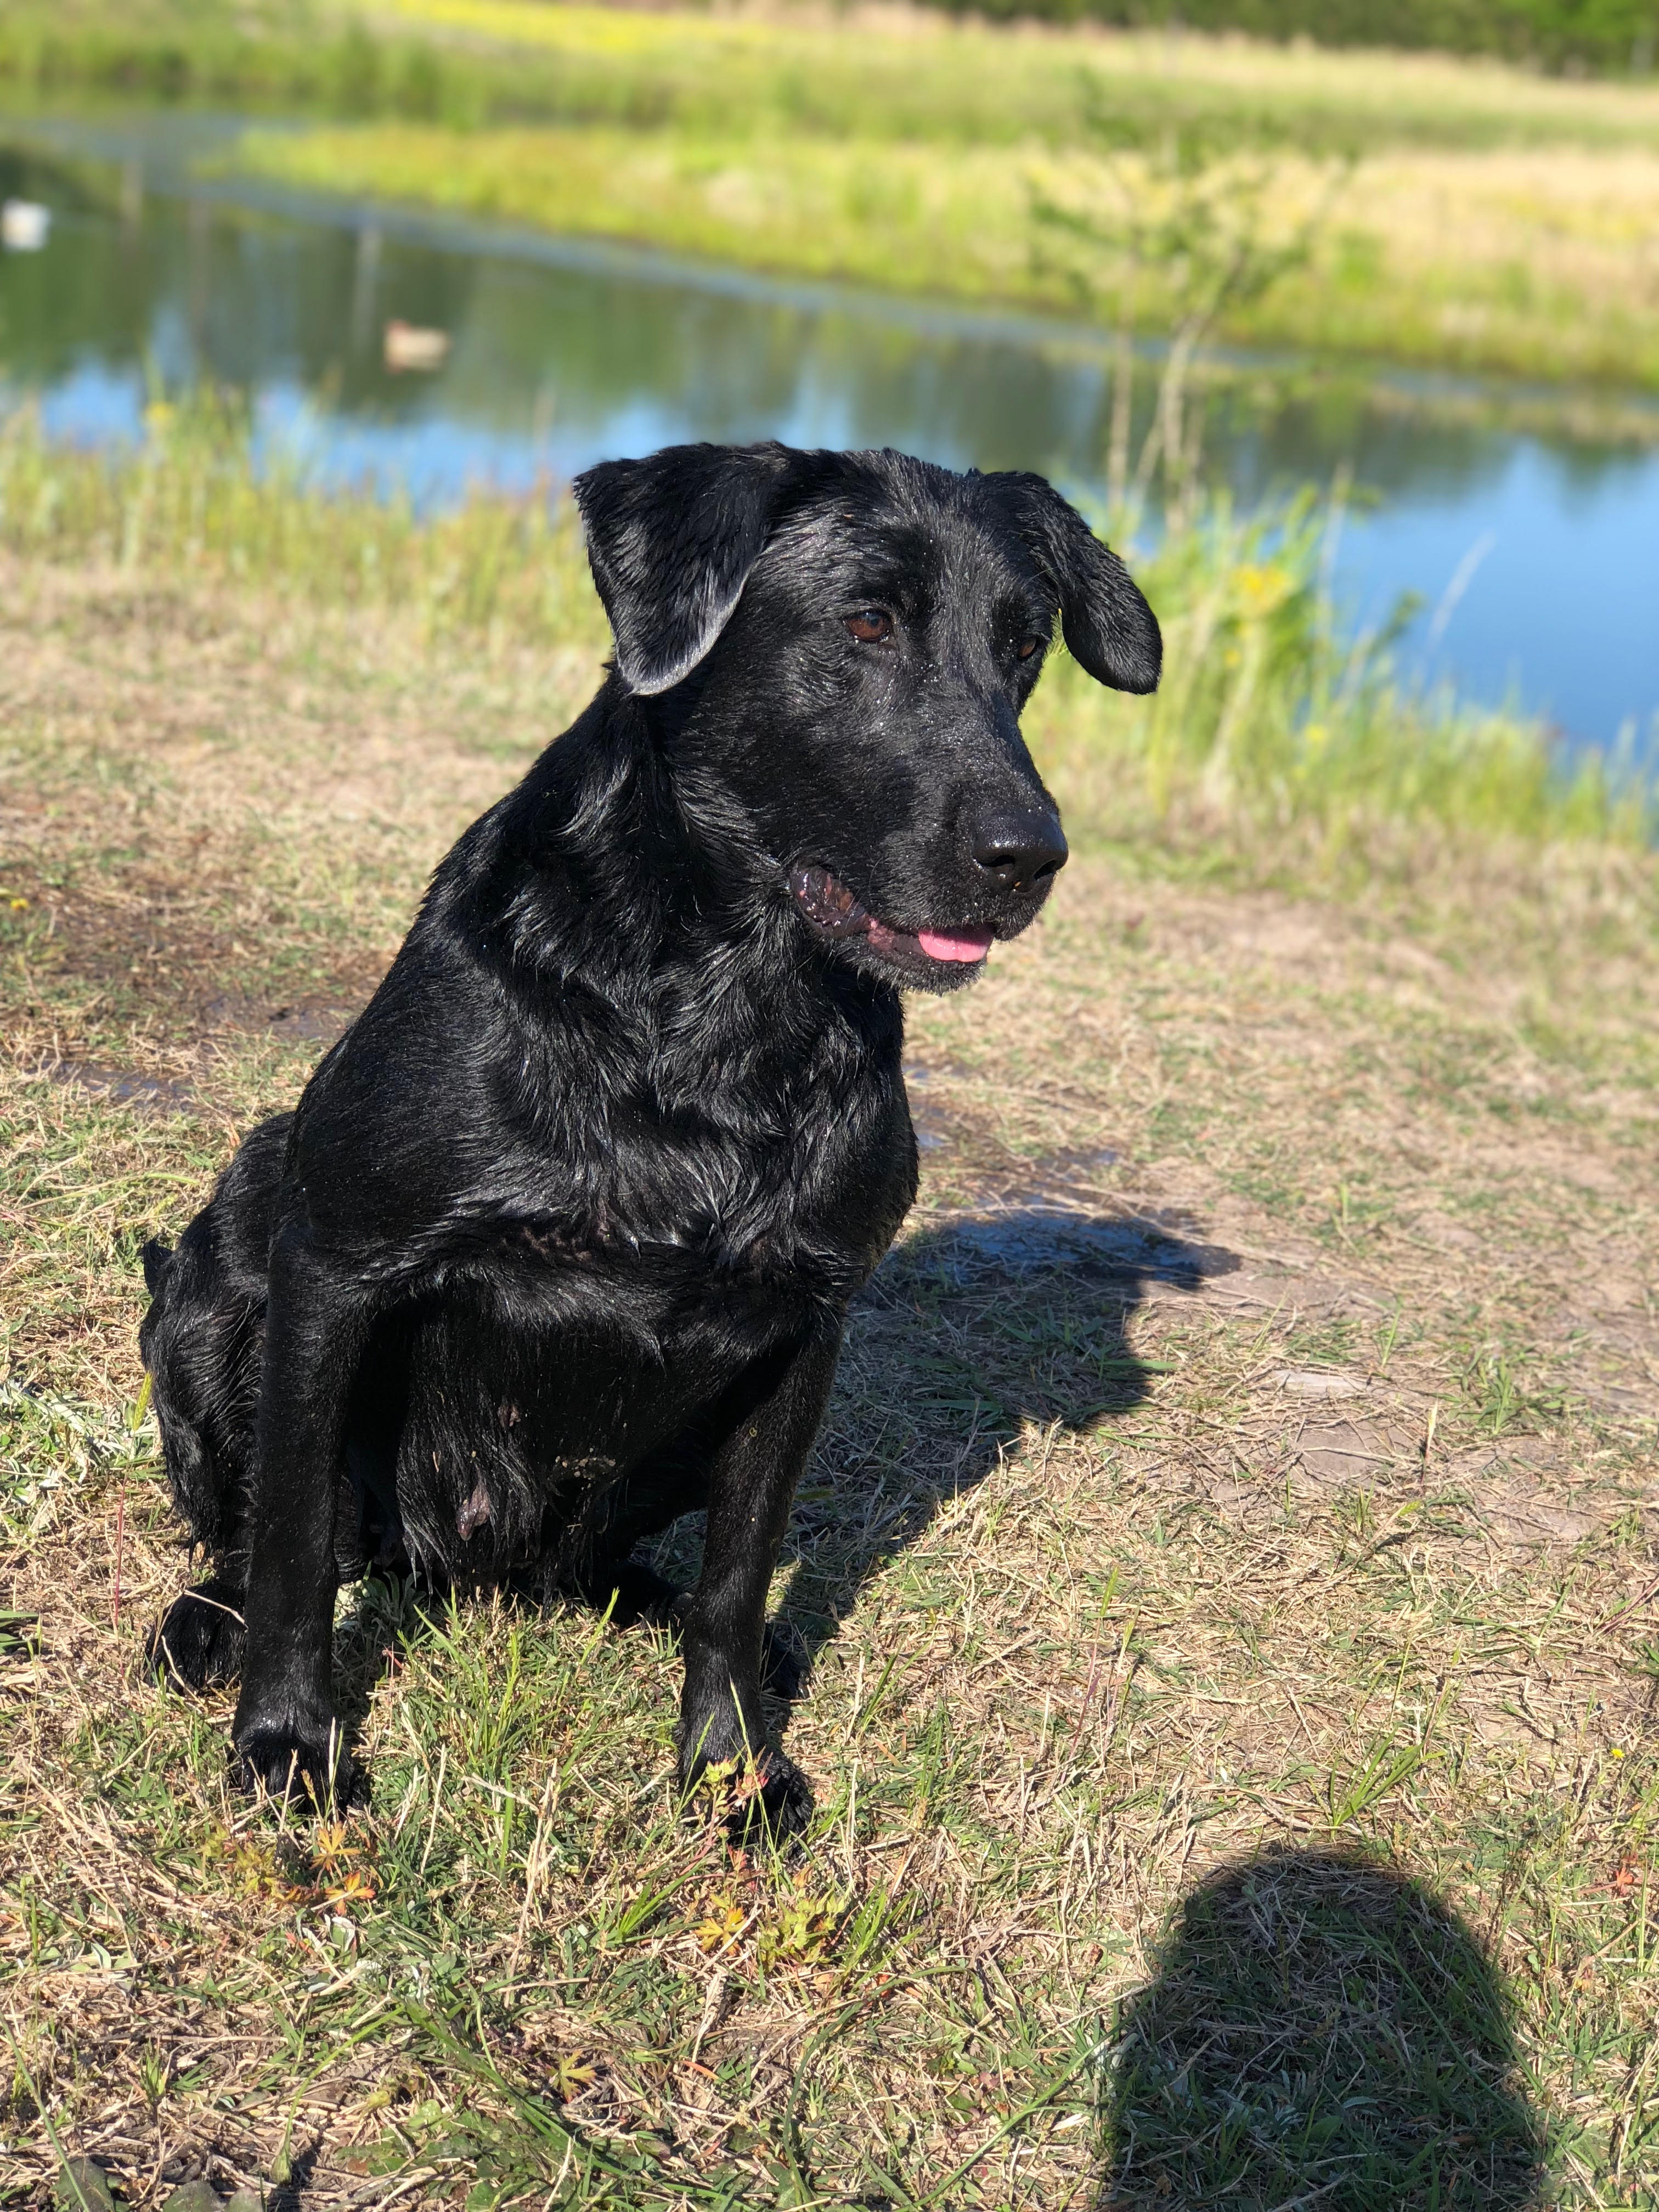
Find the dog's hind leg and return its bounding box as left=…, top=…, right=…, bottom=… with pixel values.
left=148, top=1575, right=248, bottom=1691
left=140, top=1116, right=291, bottom=1692
left=557, top=1441, right=809, bottom=1699
left=574, top=1559, right=806, bottom=1697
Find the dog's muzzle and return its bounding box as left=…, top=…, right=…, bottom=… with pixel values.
left=789, top=865, right=994, bottom=967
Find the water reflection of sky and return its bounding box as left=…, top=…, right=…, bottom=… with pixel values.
left=3, top=133, right=1657, bottom=751
left=1355, top=443, right=1659, bottom=733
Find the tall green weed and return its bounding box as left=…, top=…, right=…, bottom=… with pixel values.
left=1033, top=490, right=1653, bottom=848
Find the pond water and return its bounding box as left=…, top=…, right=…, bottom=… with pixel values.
left=2, top=110, right=1656, bottom=754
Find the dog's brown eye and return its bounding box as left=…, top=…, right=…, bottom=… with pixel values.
left=845, top=610, right=893, bottom=644
left=1017, top=634, right=1044, bottom=662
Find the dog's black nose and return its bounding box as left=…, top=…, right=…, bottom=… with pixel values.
left=970, top=810, right=1069, bottom=895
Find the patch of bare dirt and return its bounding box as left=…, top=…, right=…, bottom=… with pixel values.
left=907, top=1079, right=1655, bottom=1561
left=48, top=1063, right=199, bottom=1116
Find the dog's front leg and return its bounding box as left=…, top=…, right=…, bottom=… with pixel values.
left=230, top=1223, right=369, bottom=1807
left=677, top=1327, right=840, bottom=1840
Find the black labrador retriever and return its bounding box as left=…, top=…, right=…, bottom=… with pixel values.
left=139, top=441, right=1159, bottom=1835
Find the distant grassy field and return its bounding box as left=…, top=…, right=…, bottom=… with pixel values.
left=3, top=413, right=1659, bottom=2209
left=5, top=0, right=1659, bottom=385
left=12, top=0, right=1659, bottom=149
left=246, top=2, right=1659, bottom=387
left=233, top=112, right=1659, bottom=388
left=340, top=0, right=1659, bottom=151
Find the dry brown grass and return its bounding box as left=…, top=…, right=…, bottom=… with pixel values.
left=3, top=551, right=1658, bottom=2207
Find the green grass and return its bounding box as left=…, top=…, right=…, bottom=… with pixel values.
left=7, top=0, right=1659, bottom=138
left=0, top=392, right=603, bottom=655
left=1027, top=487, right=1655, bottom=852
left=3, top=412, right=1659, bottom=2208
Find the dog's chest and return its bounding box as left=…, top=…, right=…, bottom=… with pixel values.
left=413, top=1055, right=913, bottom=1506
left=490, top=1006, right=904, bottom=1319
left=564, top=1050, right=911, bottom=1298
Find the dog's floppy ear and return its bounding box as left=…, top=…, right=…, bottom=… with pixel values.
left=574, top=442, right=795, bottom=697
left=983, top=472, right=1161, bottom=696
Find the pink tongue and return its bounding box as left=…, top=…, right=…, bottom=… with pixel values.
left=917, top=927, right=994, bottom=964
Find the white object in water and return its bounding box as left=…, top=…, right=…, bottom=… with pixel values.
left=383, top=319, right=450, bottom=373
left=1, top=200, right=50, bottom=252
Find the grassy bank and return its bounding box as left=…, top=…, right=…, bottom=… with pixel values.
left=307, top=0, right=1659, bottom=149
left=3, top=411, right=1659, bottom=2209
left=256, top=2, right=1659, bottom=387
left=230, top=114, right=1659, bottom=388
left=935, top=0, right=1659, bottom=73
left=7, top=3, right=1659, bottom=384
left=8, top=0, right=1659, bottom=123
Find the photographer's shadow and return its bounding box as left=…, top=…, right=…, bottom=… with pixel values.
left=751, top=1201, right=1240, bottom=1683
left=1102, top=1849, right=1546, bottom=2210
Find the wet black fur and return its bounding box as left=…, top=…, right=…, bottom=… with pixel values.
left=138, top=441, right=1160, bottom=1833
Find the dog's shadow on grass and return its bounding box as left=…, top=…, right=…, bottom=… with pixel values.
left=696, top=1202, right=1239, bottom=1692
left=1098, top=1848, right=1547, bottom=2210
left=338, top=1204, right=1234, bottom=1737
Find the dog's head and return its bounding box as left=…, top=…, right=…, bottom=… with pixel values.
left=575, top=442, right=1160, bottom=994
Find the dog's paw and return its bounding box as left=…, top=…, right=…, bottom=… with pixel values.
left=145, top=1581, right=246, bottom=1692
left=760, top=1621, right=809, bottom=1701
left=733, top=1750, right=812, bottom=1847
left=234, top=1720, right=363, bottom=1813
left=685, top=1748, right=812, bottom=1848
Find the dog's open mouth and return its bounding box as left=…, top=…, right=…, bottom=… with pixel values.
left=790, top=864, right=993, bottom=969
